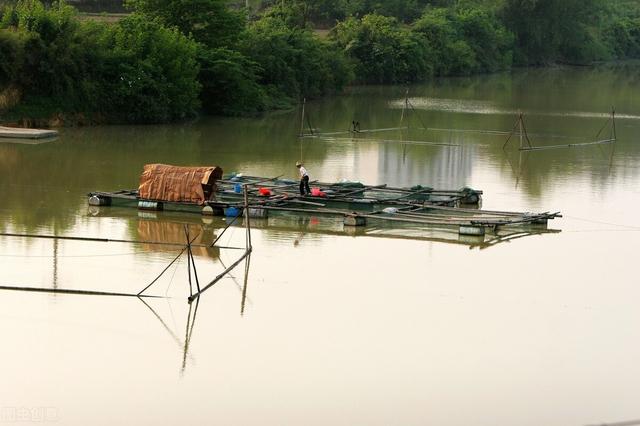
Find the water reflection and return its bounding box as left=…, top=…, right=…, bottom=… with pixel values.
left=3, top=65, right=640, bottom=424
left=2, top=64, right=640, bottom=238
left=0, top=136, right=59, bottom=145
left=139, top=296, right=202, bottom=375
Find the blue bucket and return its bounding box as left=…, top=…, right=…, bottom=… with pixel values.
left=224, top=207, right=241, bottom=217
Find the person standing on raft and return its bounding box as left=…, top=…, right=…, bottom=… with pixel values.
left=296, top=162, right=311, bottom=196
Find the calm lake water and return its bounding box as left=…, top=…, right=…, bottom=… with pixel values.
left=1, top=65, right=639, bottom=426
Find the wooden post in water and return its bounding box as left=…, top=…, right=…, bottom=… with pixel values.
left=185, top=186, right=253, bottom=303
left=188, top=241, right=201, bottom=294
left=299, top=97, right=306, bottom=137
left=612, top=106, right=617, bottom=141
left=244, top=184, right=252, bottom=250
left=52, top=227, right=58, bottom=290
left=518, top=111, right=524, bottom=150
left=184, top=226, right=193, bottom=297
left=240, top=254, right=251, bottom=316
left=400, top=88, right=409, bottom=127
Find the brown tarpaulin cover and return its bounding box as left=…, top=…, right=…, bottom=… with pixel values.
left=138, top=164, right=223, bottom=204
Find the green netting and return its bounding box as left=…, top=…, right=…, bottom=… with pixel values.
left=410, top=185, right=433, bottom=191
left=332, top=182, right=365, bottom=188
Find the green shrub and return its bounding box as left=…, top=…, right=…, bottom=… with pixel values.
left=0, top=0, right=201, bottom=123
left=500, top=0, right=608, bottom=65
left=98, top=14, right=201, bottom=122
left=332, top=14, right=431, bottom=83
left=605, top=17, right=640, bottom=58
left=198, top=46, right=267, bottom=115
left=125, top=0, right=245, bottom=48
left=241, top=14, right=353, bottom=105
left=413, top=6, right=512, bottom=76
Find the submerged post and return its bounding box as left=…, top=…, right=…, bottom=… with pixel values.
left=518, top=111, right=524, bottom=150
left=299, top=97, right=306, bottom=137
left=184, top=226, right=193, bottom=297
left=612, top=106, right=617, bottom=141
left=244, top=184, right=252, bottom=250
left=400, top=88, right=409, bottom=127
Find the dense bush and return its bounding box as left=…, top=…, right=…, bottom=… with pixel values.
left=0, top=0, right=200, bottom=122
left=0, top=29, right=26, bottom=87
left=198, top=46, right=267, bottom=115
left=98, top=14, right=201, bottom=122
left=260, top=0, right=456, bottom=25
left=332, top=14, right=431, bottom=83
left=2, top=0, right=640, bottom=122
left=124, top=0, right=245, bottom=48
left=500, top=0, right=609, bottom=65
left=123, top=0, right=353, bottom=114
left=605, top=17, right=640, bottom=59
left=331, top=6, right=511, bottom=83
left=413, top=6, right=512, bottom=75
left=0, top=0, right=104, bottom=108
left=241, top=14, right=353, bottom=105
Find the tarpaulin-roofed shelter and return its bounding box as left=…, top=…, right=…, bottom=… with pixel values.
left=138, top=164, right=223, bottom=204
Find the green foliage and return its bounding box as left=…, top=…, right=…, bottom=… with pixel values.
left=125, top=0, right=266, bottom=115
left=331, top=6, right=511, bottom=83
left=198, top=46, right=267, bottom=115
left=259, top=0, right=314, bottom=29
left=455, top=7, right=513, bottom=72
left=99, top=14, right=201, bottom=122
left=260, top=0, right=455, bottom=25
left=500, top=0, right=609, bottom=65
left=1, top=0, right=105, bottom=107
left=346, top=0, right=447, bottom=23
left=124, top=0, right=245, bottom=48
left=413, top=6, right=512, bottom=75
left=332, top=14, right=430, bottom=83
left=240, top=13, right=353, bottom=105
left=4, top=0, right=640, bottom=122
left=605, top=16, right=640, bottom=59
left=0, top=0, right=200, bottom=122
left=0, top=29, right=26, bottom=86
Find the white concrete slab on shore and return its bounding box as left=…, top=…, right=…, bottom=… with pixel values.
left=0, top=126, right=58, bottom=139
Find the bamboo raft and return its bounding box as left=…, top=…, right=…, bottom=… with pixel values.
left=89, top=174, right=561, bottom=237
left=0, top=126, right=58, bottom=139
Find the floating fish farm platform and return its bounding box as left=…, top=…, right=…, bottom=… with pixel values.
left=89, top=173, right=561, bottom=237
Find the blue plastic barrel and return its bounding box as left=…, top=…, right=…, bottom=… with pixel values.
left=225, top=207, right=241, bottom=217
left=234, top=184, right=242, bottom=193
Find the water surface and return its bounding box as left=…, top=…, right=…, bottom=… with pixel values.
left=1, top=66, right=639, bottom=426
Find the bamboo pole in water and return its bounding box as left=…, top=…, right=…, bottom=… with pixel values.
left=0, top=285, right=162, bottom=298
left=299, top=97, right=306, bottom=138
left=187, top=185, right=253, bottom=303
left=0, top=231, right=224, bottom=248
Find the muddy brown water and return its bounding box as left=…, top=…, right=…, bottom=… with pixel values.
left=1, top=65, right=639, bottom=426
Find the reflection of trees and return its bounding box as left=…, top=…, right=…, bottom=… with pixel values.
left=306, top=65, right=640, bottom=200
left=2, top=63, right=639, bottom=234
left=0, top=113, right=330, bottom=233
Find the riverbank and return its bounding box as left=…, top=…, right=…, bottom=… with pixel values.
left=2, top=0, right=639, bottom=126
left=0, top=61, right=635, bottom=129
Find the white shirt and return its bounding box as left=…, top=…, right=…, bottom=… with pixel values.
left=299, top=166, right=308, bottom=178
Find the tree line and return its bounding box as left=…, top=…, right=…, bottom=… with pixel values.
left=0, top=0, right=638, bottom=123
